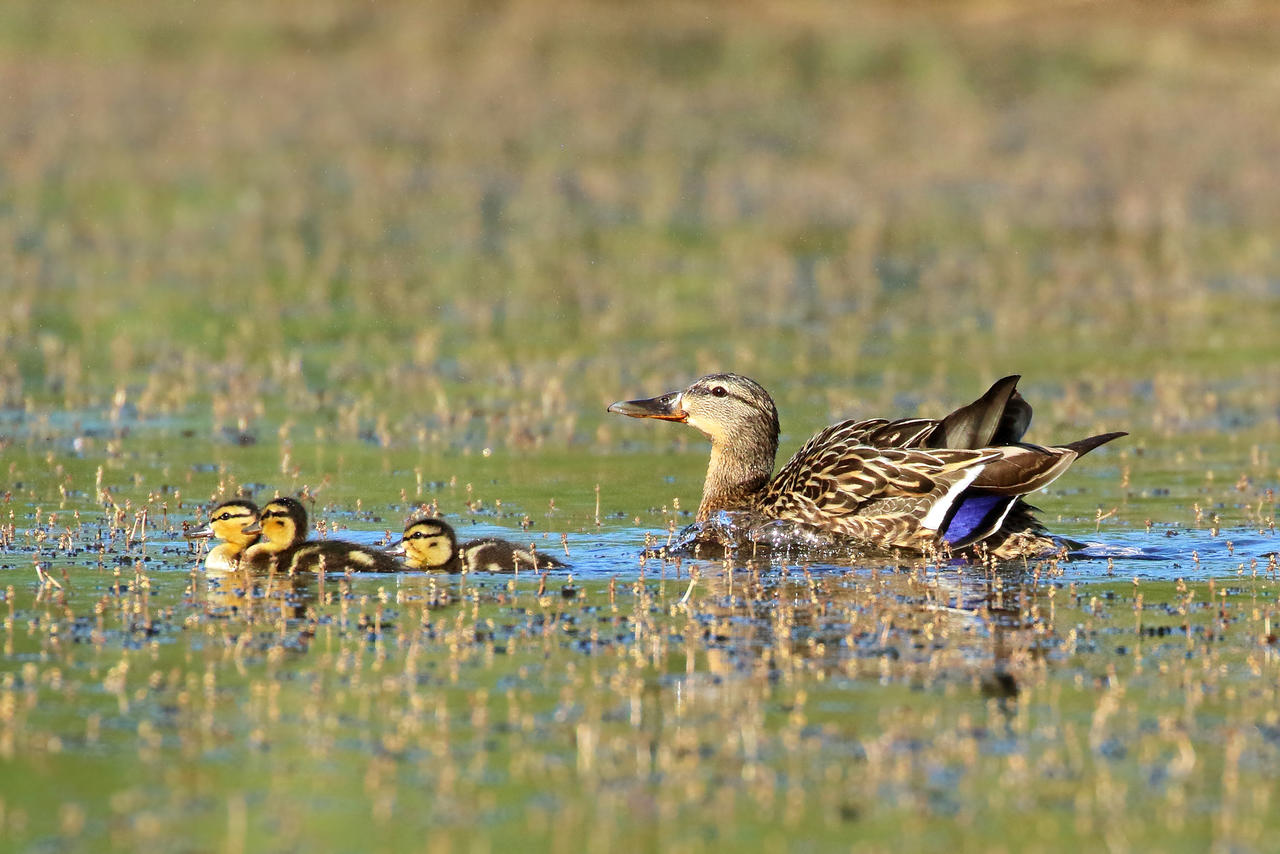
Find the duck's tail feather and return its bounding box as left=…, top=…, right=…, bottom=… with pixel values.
left=932, top=375, right=1033, bottom=449
left=1062, top=431, right=1128, bottom=457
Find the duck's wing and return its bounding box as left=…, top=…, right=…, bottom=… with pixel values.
left=930, top=375, right=1032, bottom=448
left=971, top=431, right=1127, bottom=495
left=758, top=423, right=1000, bottom=548
left=958, top=430, right=1127, bottom=555
left=939, top=431, right=1128, bottom=551
left=836, top=417, right=940, bottom=448
left=833, top=376, right=1032, bottom=451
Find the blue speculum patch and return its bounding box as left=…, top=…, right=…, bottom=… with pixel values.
left=942, top=492, right=1010, bottom=547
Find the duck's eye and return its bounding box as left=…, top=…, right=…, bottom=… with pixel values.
left=711, top=386, right=728, bottom=398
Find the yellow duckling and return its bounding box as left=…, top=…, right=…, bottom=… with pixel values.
left=390, top=517, right=566, bottom=573
left=185, top=499, right=261, bottom=571
left=243, top=496, right=405, bottom=573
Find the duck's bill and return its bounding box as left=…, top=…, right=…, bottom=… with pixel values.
left=386, top=541, right=406, bottom=556
left=242, top=520, right=263, bottom=535
left=607, top=392, right=687, bottom=422
left=184, top=524, right=214, bottom=540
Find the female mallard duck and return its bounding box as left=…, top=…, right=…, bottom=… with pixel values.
left=243, top=496, right=405, bottom=573
left=390, top=517, right=567, bottom=572
left=185, top=499, right=261, bottom=571
left=608, top=373, right=1125, bottom=557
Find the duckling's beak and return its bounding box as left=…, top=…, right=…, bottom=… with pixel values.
left=184, top=523, right=214, bottom=540
left=386, top=540, right=406, bottom=556
left=242, top=520, right=262, bottom=535
left=607, top=391, right=687, bottom=422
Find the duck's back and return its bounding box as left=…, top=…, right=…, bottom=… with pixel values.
left=829, top=376, right=1032, bottom=452
left=265, top=539, right=404, bottom=573
left=758, top=426, right=997, bottom=548
left=460, top=538, right=566, bottom=573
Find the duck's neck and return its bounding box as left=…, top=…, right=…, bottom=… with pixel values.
left=696, top=436, right=776, bottom=521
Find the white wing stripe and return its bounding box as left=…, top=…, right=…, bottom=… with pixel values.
left=919, top=464, right=986, bottom=531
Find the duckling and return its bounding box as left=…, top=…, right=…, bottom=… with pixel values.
left=185, top=499, right=261, bottom=571
left=390, top=517, right=567, bottom=573
left=609, top=373, right=1125, bottom=557
left=243, top=496, right=405, bottom=573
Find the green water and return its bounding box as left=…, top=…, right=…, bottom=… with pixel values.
left=1, top=405, right=1274, bottom=852
left=6, top=1, right=1280, bottom=851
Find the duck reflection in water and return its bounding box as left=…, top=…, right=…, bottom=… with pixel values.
left=672, top=560, right=1043, bottom=709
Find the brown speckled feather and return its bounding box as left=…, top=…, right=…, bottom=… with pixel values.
left=832, top=377, right=1030, bottom=451
left=811, top=381, right=1122, bottom=556
left=758, top=432, right=998, bottom=549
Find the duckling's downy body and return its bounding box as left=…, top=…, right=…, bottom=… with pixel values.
left=391, top=517, right=567, bottom=573
left=186, top=500, right=261, bottom=571
left=609, top=373, right=1125, bottom=557
left=244, top=497, right=405, bottom=573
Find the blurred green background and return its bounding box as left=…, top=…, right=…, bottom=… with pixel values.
left=5, top=5, right=1280, bottom=853
left=4, top=0, right=1279, bottom=454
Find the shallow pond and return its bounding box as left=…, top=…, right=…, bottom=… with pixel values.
left=7, top=1, right=1280, bottom=850
left=3, top=403, right=1280, bottom=852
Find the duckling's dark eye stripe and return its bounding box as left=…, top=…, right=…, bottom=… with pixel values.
left=262, top=510, right=290, bottom=519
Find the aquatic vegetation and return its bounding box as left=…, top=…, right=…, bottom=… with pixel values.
left=2, top=0, right=1280, bottom=851
left=3, top=514, right=1280, bottom=852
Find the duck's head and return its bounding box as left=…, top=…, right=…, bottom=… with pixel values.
left=245, top=497, right=309, bottom=553
left=608, top=373, right=780, bottom=449
left=186, top=500, right=260, bottom=548
left=390, top=517, right=458, bottom=570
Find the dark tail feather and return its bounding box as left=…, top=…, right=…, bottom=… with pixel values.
left=1063, top=431, right=1127, bottom=457
left=933, top=375, right=1027, bottom=449
left=995, top=390, right=1033, bottom=445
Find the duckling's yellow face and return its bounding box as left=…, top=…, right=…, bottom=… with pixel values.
left=188, top=501, right=260, bottom=549
left=211, top=502, right=260, bottom=547
left=254, top=499, right=307, bottom=552
left=398, top=519, right=456, bottom=570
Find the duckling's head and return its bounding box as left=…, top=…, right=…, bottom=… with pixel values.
left=246, top=497, right=309, bottom=553
left=392, top=517, right=458, bottom=570
left=186, top=500, right=260, bottom=548
left=609, top=373, right=780, bottom=450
